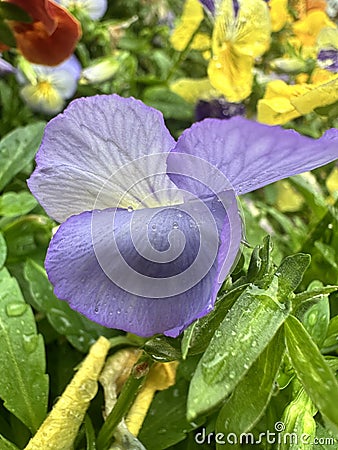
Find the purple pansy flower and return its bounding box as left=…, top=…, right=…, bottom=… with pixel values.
left=317, top=49, right=338, bottom=73
left=28, top=95, right=338, bottom=337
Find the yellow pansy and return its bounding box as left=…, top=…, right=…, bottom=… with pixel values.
left=170, top=0, right=205, bottom=52
left=269, top=0, right=290, bottom=32
left=257, top=71, right=338, bottom=125
left=292, top=10, right=336, bottom=48
left=208, top=0, right=271, bottom=102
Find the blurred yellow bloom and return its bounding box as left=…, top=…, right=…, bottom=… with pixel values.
left=276, top=180, right=304, bottom=212
left=208, top=0, right=271, bottom=102
left=292, top=10, right=336, bottom=47
left=170, top=0, right=205, bottom=52
left=171, top=78, right=221, bottom=103
left=257, top=71, right=338, bottom=125
left=269, top=0, right=290, bottom=32
left=326, top=167, right=338, bottom=199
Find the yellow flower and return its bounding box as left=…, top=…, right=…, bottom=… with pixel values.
left=170, top=0, right=205, bottom=52
left=292, top=10, right=336, bottom=48
left=257, top=71, right=338, bottom=125
left=269, top=0, right=290, bottom=32
left=208, top=0, right=271, bottom=102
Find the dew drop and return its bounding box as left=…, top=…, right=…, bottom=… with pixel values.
left=127, top=206, right=134, bottom=212
left=151, top=224, right=157, bottom=231
left=94, top=307, right=99, bottom=314
left=22, top=334, right=38, bottom=353
left=6, top=303, right=27, bottom=317
left=172, top=222, right=179, bottom=229
left=116, top=308, right=121, bottom=315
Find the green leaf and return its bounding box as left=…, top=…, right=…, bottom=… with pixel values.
left=24, top=259, right=116, bottom=352
left=0, top=435, right=20, bottom=450
left=293, top=285, right=338, bottom=309
left=1, top=215, right=53, bottom=264
left=143, top=87, right=194, bottom=120
left=276, top=253, right=311, bottom=300
left=181, top=284, right=248, bottom=357
left=187, top=284, right=291, bottom=420
left=144, top=335, right=181, bottom=362
left=0, top=267, right=48, bottom=433
left=84, top=415, right=96, bottom=450
left=215, top=328, right=284, bottom=445
left=279, top=386, right=317, bottom=450
left=0, top=21, right=16, bottom=47
left=0, top=122, right=45, bottom=191
left=0, top=2, right=32, bottom=22
left=0, top=232, right=6, bottom=269
left=0, top=191, right=38, bottom=217
left=139, top=379, right=204, bottom=450
left=315, top=423, right=338, bottom=449
left=285, top=315, right=338, bottom=429
left=322, top=316, right=338, bottom=354
left=246, top=235, right=275, bottom=289
left=302, top=293, right=329, bottom=347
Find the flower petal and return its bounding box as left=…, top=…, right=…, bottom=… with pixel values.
left=28, top=95, right=181, bottom=222
left=45, top=198, right=238, bottom=337
left=59, top=0, right=108, bottom=20
left=168, top=117, right=338, bottom=195
left=10, top=0, right=81, bottom=66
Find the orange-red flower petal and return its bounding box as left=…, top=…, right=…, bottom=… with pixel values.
left=2, top=0, right=81, bottom=66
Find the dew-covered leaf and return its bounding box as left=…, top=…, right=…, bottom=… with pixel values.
left=302, top=283, right=330, bottom=347
left=0, top=122, right=45, bottom=191
left=285, top=315, right=338, bottom=429
left=0, top=192, right=38, bottom=217
left=0, top=267, right=48, bottom=433
left=187, top=284, right=291, bottom=420
left=215, top=328, right=284, bottom=443
left=24, top=259, right=116, bottom=352
left=181, top=284, right=247, bottom=358
left=276, top=253, right=311, bottom=300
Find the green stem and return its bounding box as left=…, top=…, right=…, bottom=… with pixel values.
left=96, top=353, right=152, bottom=450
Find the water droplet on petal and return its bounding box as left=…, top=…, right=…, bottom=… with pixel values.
left=6, top=303, right=27, bottom=317
left=127, top=206, right=134, bottom=212
left=172, top=222, right=179, bottom=229
left=117, top=308, right=121, bottom=315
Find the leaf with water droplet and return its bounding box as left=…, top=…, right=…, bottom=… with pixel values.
left=24, top=259, right=116, bottom=353
left=0, top=267, right=48, bottom=433
left=285, top=315, right=338, bottom=429
left=187, top=285, right=291, bottom=420
left=0, top=122, right=45, bottom=191
left=216, top=329, right=284, bottom=438
left=301, top=285, right=330, bottom=347
left=277, top=253, right=311, bottom=301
